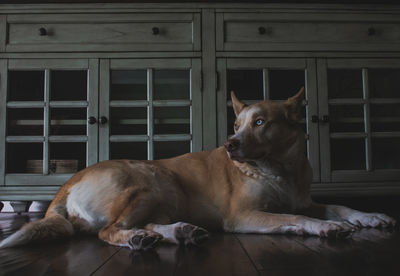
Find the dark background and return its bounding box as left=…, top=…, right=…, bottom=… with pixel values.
left=1, top=0, right=400, bottom=4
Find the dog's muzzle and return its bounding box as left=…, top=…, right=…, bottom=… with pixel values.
left=224, top=139, right=240, bottom=153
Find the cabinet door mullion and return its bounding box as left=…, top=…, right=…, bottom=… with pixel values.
left=306, top=58, right=321, bottom=182
left=0, top=59, right=7, bottom=185
left=147, top=68, right=154, bottom=161
left=87, top=58, right=99, bottom=166
left=362, top=68, right=372, bottom=172
left=43, top=69, right=50, bottom=175
left=99, top=59, right=110, bottom=162
left=316, top=58, right=331, bottom=182
left=191, top=58, right=203, bottom=152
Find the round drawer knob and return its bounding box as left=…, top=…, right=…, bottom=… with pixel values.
left=38, top=27, right=48, bottom=36
left=368, top=27, right=376, bottom=36
left=88, top=116, right=97, bottom=125
left=152, top=27, right=160, bottom=35
left=258, top=26, right=266, bottom=35
left=99, top=116, right=108, bottom=125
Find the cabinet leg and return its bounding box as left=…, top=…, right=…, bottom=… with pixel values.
left=33, top=201, right=51, bottom=212
left=10, top=201, right=32, bottom=214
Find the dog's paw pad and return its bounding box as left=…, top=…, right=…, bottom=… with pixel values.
left=128, top=230, right=163, bottom=250
left=176, top=223, right=209, bottom=245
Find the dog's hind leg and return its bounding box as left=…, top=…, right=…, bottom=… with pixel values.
left=98, top=191, right=169, bottom=250
left=145, top=222, right=209, bottom=245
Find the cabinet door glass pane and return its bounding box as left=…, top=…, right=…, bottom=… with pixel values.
left=227, top=70, right=263, bottom=100
left=329, top=105, right=364, bottom=132
left=50, top=108, right=87, bottom=135
left=154, top=107, right=190, bottom=134
left=269, top=70, right=305, bottom=100
left=369, top=69, right=400, bottom=98
left=331, top=139, right=365, bottom=170
left=7, top=108, right=43, bottom=136
left=370, top=104, right=400, bottom=132
left=154, top=70, right=190, bottom=100
left=6, top=143, right=43, bottom=173
left=50, top=70, right=87, bottom=101
left=372, top=138, right=400, bottom=169
left=110, top=142, right=147, bottom=160
left=110, top=107, right=147, bottom=135
left=111, top=70, right=147, bottom=101
left=154, top=141, right=190, bottom=160
left=328, top=69, right=363, bottom=99
left=8, top=71, right=44, bottom=101
left=50, top=143, right=86, bottom=174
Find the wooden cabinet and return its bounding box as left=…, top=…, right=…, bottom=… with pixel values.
left=217, top=58, right=400, bottom=194
left=0, top=57, right=202, bottom=200
left=317, top=59, right=400, bottom=185
left=1, top=3, right=400, bottom=202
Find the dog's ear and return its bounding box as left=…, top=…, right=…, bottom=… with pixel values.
left=284, top=87, right=305, bottom=122
left=231, top=91, right=246, bottom=116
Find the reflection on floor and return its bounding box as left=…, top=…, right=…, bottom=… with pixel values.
left=0, top=197, right=399, bottom=276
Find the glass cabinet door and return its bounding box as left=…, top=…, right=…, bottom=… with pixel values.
left=217, top=58, right=320, bottom=182
left=99, top=59, right=202, bottom=161
left=0, top=59, right=98, bottom=186
left=318, top=59, right=400, bottom=182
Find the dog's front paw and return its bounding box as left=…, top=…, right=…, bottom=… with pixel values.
left=128, top=230, right=163, bottom=250
left=348, top=212, right=396, bottom=228
left=315, top=221, right=356, bottom=239
left=175, top=222, right=209, bottom=245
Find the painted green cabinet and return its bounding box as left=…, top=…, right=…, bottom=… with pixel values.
left=1, top=3, right=400, bottom=202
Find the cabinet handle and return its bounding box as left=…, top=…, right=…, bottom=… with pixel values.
left=99, top=116, right=108, bottom=125
left=38, top=27, right=48, bottom=36
left=368, top=27, right=376, bottom=36
left=321, top=115, right=329, bottom=123
left=311, top=115, right=319, bottom=123
left=258, top=26, right=266, bottom=35
left=88, top=116, right=97, bottom=125
left=152, top=27, right=160, bottom=35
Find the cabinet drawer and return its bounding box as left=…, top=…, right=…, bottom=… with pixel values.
left=217, top=13, right=400, bottom=52
left=7, top=13, right=200, bottom=52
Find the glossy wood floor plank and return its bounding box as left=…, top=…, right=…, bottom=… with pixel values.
left=92, top=244, right=178, bottom=276
left=0, top=213, right=119, bottom=276
left=236, top=234, right=321, bottom=273
left=173, top=233, right=259, bottom=276
left=1, top=208, right=400, bottom=276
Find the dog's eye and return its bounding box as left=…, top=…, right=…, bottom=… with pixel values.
left=255, top=119, right=265, bottom=126
left=234, top=123, right=239, bottom=131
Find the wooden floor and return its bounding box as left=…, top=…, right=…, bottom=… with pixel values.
left=1, top=197, right=400, bottom=276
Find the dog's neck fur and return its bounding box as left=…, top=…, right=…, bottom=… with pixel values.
left=231, top=136, right=305, bottom=181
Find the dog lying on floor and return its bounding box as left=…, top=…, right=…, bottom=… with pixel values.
left=0, top=87, right=396, bottom=250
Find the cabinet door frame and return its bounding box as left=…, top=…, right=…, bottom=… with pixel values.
left=216, top=57, right=320, bottom=182
left=99, top=58, right=202, bottom=161
left=317, top=58, right=400, bottom=183
left=1, top=58, right=99, bottom=186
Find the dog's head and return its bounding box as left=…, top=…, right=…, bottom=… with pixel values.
left=224, top=87, right=306, bottom=164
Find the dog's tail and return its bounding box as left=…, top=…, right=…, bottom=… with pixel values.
left=0, top=197, right=73, bottom=249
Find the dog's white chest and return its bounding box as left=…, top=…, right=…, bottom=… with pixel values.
left=244, top=174, right=297, bottom=213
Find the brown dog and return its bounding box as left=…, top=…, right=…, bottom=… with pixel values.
left=0, top=88, right=396, bottom=250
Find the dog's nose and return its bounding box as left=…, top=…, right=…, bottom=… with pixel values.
left=224, top=139, right=240, bottom=152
